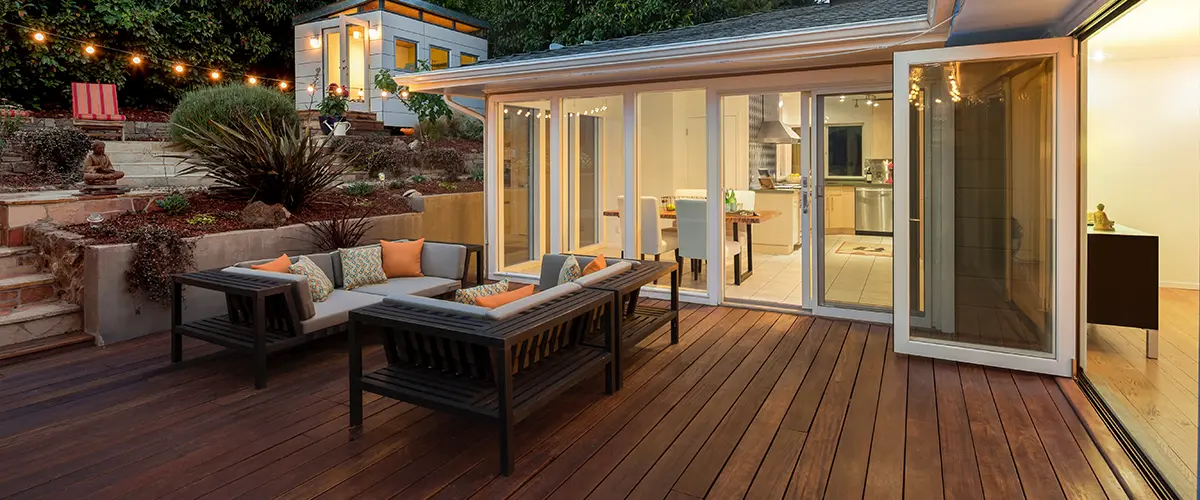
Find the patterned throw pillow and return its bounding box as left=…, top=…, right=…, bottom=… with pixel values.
left=339, top=246, right=388, bottom=290
left=557, top=255, right=581, bottom=285
left=453, top=279, right=510, bottom=305
left=288, top=255, right=334, bottom=302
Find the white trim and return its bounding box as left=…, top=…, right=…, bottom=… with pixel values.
left=397, top=16, right=948, bottom=95
left=549, top=98, right=564, bottom=254
left=706, top=89, right=723, bottom=303
left=800, top=91, right=815, bottom=309
left=485, top=96, right=500, bottom=282
left=892, top=37, right=1077, bottom=377
left=623, top=91, right=638, bottom=258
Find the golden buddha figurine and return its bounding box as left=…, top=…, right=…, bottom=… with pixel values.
left=1093, top=203, right=1115, bottom=231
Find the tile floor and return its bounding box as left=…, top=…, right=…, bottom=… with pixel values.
left=501, top=234, right=893, bottom=311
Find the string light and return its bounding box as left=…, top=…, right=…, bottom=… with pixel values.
left=380, top=90, right=388, bottom=97
left=130, top=55, right=142, bottom=65
left=400, top=89, right=409, bottom=98
left=84, top=45, right=96, bottom=55
left=357, top=89, right=364, bottom=97
left=32, top=32, right=45, bottom=42
left=307, top=84, right=315, bottom=94
left=334, top=86, right=343, bottom=95
left=210, top=70, right=221, bottom=80
left=174, top=64, right=185, bottom=74
left=247, top=76, right=258, bottom=85
left=279, top=81, right=288, bottom=90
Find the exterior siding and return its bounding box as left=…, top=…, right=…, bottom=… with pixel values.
left=294, top=9, right=488, bottom=128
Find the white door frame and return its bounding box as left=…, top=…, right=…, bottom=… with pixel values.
left=340, top=16, right=371, bottom=113
left=892, top=38, right=1078, bottom=376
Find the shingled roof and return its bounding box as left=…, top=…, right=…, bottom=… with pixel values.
left=477, top=0, right=928, bottom=66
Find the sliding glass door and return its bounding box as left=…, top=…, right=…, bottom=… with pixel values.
left=893, top=38, right=1077, bottom=376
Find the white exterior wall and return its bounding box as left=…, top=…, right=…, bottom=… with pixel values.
left=294, top=9, right=488, bottom=128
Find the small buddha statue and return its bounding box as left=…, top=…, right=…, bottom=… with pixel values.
left=1093, top=203, right=1115, bottom=231
left=79, top=141, right=127, bottom=195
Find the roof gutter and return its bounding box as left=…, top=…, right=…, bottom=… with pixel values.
left=396, top=14, right=947, bottom=95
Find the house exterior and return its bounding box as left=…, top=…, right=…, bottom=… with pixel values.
left=397, top=0, right=1199, bottom=496
left=292, top=0, right=489, bottom=128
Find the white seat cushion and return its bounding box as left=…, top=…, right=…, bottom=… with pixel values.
left=299, top=290, right=383, bottom=334
left=725, top=240, right=743, bottom=256
left=353, top=277, right=461, bottom=298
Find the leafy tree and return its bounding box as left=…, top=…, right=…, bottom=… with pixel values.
left=0, top=0, right=323, bottom=110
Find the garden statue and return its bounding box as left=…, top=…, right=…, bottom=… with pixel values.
left=79, top=140, right=128, bottom=196
left=1093, top=203, right=1115, bottom=231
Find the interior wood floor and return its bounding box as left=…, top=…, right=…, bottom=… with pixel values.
left=0, top=304, right=1149, bottom=500
left=1086, top=287, right=1199, bottom=496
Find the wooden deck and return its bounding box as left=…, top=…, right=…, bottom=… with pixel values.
left=0, top=303, right=1149, bottom=499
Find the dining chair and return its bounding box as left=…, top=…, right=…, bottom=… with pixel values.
left=676, top=199, right=743, bottom=286
left=639, top=196, right=679, bottom=262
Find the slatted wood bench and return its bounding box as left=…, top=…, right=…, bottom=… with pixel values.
left=347, top=288, right=617, bottom=475
left=575, top=259, right=679, bottom=390
left=171, top=269, right=345, bottom=389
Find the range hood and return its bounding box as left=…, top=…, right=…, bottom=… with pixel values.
left=757, top=94, right=801, bottom=144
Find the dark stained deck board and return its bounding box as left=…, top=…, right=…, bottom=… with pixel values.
left=0, top=305, right=1139, bottom=500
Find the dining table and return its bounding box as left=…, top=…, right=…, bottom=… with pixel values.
left=601, top=208, right=780, bottom=284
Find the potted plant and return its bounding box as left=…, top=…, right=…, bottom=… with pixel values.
left=317, top=84, right=350, bottom=135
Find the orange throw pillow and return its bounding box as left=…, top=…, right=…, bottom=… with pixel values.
left=251, top=254, right=290, bottom=273
left=475, top=284, right=534, bottom=308
left=380, top=239, right=424, bottom=278
left=582, top=254, right=607, bottom=276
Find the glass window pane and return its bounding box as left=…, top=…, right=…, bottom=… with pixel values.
left=430, top=47, right=450, bottom=70
left=347, top=26, right=367, bottom=100
left=908, top=57, right=1056, bottom=354
left=424, top=12, right=455, bottom=29
left=460, top=53, right=479, bottom=66
left=564, top=97, right=623, bottom=258
left=384, top=1, right=420, bottom=19
left=395, top=40, right=416, bottom=71
left=637, top=89, right=705, bottom=292
left=324, top=30, right=341, bottom=89
left=499, top=101, right=551, bottom=274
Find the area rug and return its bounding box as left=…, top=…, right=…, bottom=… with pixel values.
left=835, top=241, right=892, bottom=257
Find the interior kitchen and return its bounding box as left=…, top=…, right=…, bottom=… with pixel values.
left=722, top=92, right=894, bottom=310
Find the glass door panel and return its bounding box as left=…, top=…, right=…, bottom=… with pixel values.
left=498, top=100, right=551, bottom=275
left=346, top=23, right=369, bottom=110
left=564, top=96, right=623, bottom=258
left=894, top=38, right=1076, bottom=376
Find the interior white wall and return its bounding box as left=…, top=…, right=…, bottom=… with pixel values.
left=822, top=96, right=894, bottom=167
left=1087, top=54, right=1200, bottom=288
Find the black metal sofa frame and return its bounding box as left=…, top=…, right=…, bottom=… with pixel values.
left=347, top=288, right=617, bottom=475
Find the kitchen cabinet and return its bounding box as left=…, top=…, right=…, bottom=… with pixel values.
left=753, top=190, right=800, bottom=253
left=824, top=186, right=856, bottom=235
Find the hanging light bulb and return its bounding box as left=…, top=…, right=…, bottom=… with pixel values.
left=873, top=102, right=879, bottom=107
left=400, top=89, right=409, bottom=98
left=335, top=86, right=343, bottom=95
left=865, top=99, right=872, bottom=105
left=32, top=32, right=46, bottom=42
left=839, top=95, right=846, bottom=102
left=130, top=55, right=142, bottom=65
left=83, top=45, right=96, bottom=55
left=279, top=81, right=289, bottom=89
left=503, top=108, right=508, bottom=114
left=174, top=64, right=185, bottom=73
left=210, top=70, right=221, bottom=80
left=380, top=90, right=388, bottom=97
left=247, top=76, right=258, bottom=85
left=357, top=89, right=364, bottom=97
left=307, top=84, right=315, bottom=94
left=309, top=37, right=321, bottom=49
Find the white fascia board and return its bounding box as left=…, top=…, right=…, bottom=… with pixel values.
left=395, top=15, right=945, bottom=95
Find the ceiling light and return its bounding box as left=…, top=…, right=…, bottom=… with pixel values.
left=865, top=99, right=872, bottom=105
left=935, top=98, right=943, bottom=103
left=352, top=30, right=361, bottom=39
left=839, top=95, right=845, bottom=102
left=873, top=102, right=879, bottom=107
left=309, top=37, right=321, bottom=48
left=778, top=99, right=784, bottom=108
left=1092, top=50, right=1106, bottom=62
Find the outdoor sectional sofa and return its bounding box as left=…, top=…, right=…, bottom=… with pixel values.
left=169, top=241, right=468, bottom=388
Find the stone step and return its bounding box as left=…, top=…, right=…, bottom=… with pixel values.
left=0, top=301, right=83, bottom=351
left=0, top=247, right=39, bottom=278
left=0, top=273, right=58, bottom=309
left=0, top=331, right=93, bottom=362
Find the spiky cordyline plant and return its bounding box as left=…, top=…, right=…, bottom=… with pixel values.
left=303, top=207, right=375, bottom=252
left=169, top=116, right=358, bottom=212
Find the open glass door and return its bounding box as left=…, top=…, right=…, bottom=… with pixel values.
left=893, top=38, right=1077, bottom=376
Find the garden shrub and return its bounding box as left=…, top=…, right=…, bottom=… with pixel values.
left=186, top=214, right=217, bottom=225
left=169, top=85, right=298, bottom=149
left=16, top=128, right=93, bottom=181
left=155, top=193, right=190, bottom=215
left=304, top=208, right=373, bottom=252
left=469, top=166, right=485, bottom=182
left=125, top=225, right=195, bottom=306
left=342, top=139, right=415, bottom=179
left=421, top=147, right=466, bottom=180
left=417, top=111, right=483, bottom=141
left=169, top=115, right=356, bottom=212
left=344, top=181, right=375, bottom=197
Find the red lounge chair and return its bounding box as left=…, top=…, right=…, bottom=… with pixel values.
left=71, top=82, right=125, bottom=140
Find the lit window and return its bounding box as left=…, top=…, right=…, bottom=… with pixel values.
left=455, top=22, right=481, bottom=34
left=423, top=12, right=455, bottom=29
left=430, top=46, right=450, bottom=70
left=384, top=1, right=420, bottom=19
left=460, top=53, right=479, bottom=66
left=395, top=39, right=417, bottom=71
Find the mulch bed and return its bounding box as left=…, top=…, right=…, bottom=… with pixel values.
left=431, top=138, right=483, bottom=154
left=68, top=189, right=414, bottom=244
left=404, top=179, right=483, bottom=194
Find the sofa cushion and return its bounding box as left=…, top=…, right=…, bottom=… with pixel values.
left=582, top=254, right=607, bottom=276
left=238, top=253, right=337, bottom=288
left=251, top=254, right=291, bottom=273
left=339, top=246, right=387, bottom=290
left=475, top=284, right=534, bottom=308
left=573, top=261, right=633, bottom=287
left=557, top=256, right=581, bottom=286
left=539, top=254, right=638, bottom=290
left=381, top=239, right=424, bottom=278
left=299, top=289, right=383, bottom=334
left=222, top=266, right=316, bottom=320
left=454, top=279, right=509, bottom=304
left=352, top=276, right=462, bottom=298
left=486, top=282, right=581, bottom=321
left=288, top=256, right=334, bottom=302
left=420, top=241, right=467, bottom=280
